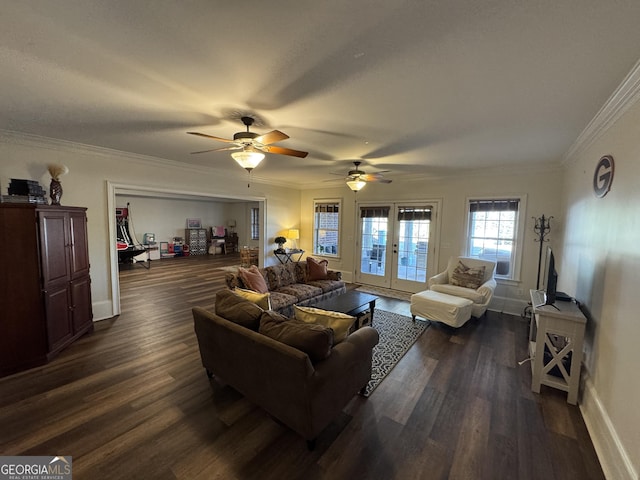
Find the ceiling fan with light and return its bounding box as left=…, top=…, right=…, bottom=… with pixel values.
left=187, top=116, right=308, bottom=172
left=341, top=161, right=392, bottom=191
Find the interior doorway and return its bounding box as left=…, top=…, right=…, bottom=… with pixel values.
left=107, top=181, right=266, bottom=316
left=355, top=201, right=440, bottom=293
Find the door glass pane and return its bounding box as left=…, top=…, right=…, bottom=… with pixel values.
left=360, top=216, right=388, bottom=276
left=396, top=218, right=430, bottom=282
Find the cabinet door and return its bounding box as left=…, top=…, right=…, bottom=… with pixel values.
left=69, top=211, right=90, bottom=279
left=71, top=275, right=93, bottom=333
left=39, top=211, right=69, bottom=285
left=45, top=282, right=73, bottom=353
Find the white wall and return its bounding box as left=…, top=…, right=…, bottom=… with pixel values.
left=115, top=194, right=250, bottom=246
left=299, top=166, right=564, bottom=314
left=0, top=132, right=301, bottom=321
left=559, top=99, right=640, bottom=479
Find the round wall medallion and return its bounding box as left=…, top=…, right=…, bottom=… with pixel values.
left=593, top=155, right=614, bottom=198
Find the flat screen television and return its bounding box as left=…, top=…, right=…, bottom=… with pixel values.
left=542, top=246, right=558, bottom=306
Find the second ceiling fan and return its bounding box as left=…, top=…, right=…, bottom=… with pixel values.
left=343, top=161, right=392, bottom=191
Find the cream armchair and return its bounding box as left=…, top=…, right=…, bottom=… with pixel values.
left=428, top=256, right=497, bottom=317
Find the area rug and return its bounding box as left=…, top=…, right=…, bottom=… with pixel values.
left=363, top=310, right=430, bottom=396
left=356, top=285, right=413, bottom=301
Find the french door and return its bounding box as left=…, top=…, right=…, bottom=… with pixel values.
left=355, top=202, right=438, bottom=292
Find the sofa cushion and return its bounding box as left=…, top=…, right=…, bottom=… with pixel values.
left=307, top=257, right=329, bottom=280
left=215, top=289, right=263, bottom=330
left=450, top=261, right=485, bottom=289
left=276, top=283, right=323, bottom=302
left=234, top=287, right=272, bottom=310
left=238, top=265, right=269, bottom=293
left=258, top=310, right=334, bottom=363
left=268, top=291, right=299, bottom=313
left=306, top=279, right=346, bottom=294
left=294, top=305, right=356, bottom=343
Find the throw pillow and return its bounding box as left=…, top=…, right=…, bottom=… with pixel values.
left=259, top=311, right=334, bottom=363
left=234, top=287, right=272, bottom=310
left=307, top=257, right=329, bottom=281
left=238, top=265, right=269, bottom=294
left=450, top=261, right=486, bottom=289
left=215, top=289, right=263, bottom=330
left=293, top=305, right=355, bottom=343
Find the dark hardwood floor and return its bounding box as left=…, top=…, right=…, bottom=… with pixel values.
left=0, top=254, right=604, bottom=479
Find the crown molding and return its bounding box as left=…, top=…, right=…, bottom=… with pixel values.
left=563, top=59, right=640, bottom=164
left=0, top=129, right=297, bottom=190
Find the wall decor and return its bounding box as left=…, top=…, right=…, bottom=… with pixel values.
left=593, top=155, right=614, bottom=198
left=186, top=218, right=202, bottom=229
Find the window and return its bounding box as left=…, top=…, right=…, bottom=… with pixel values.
left=250, top=207, right=259, bottom=240
left=466, top=198, right=522, bottom=279
left=313, top=200, right=341, bottom=257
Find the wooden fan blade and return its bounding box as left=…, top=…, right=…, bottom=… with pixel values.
left=263, top=145, right=309, bottom=158
left=255, top=130, right=289, bottom=145
left=360, top=174, right=385, bottom=182
left=191, top=145, right=241, bottom=154
left=187, top=131, right=236, bottom=143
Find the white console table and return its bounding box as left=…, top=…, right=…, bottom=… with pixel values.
left=529, top=290, right=586, bottom=405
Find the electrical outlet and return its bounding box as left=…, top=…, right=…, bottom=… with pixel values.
left=517, top=288, right=524, bottom=297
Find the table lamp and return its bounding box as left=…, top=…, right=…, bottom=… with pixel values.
left=287, top=229, right=300, bottom=250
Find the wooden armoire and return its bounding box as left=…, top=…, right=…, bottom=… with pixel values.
left=0, top=204, right=94, bottom=377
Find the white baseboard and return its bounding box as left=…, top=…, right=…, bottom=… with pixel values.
left=580, top=374, right=638, bottom=480
left=489, top=295, right=529, bottom=317
left=92, top=300, right=114, bottom=322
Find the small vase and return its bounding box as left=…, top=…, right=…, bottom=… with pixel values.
left=50, top=179, right=63, bottom=205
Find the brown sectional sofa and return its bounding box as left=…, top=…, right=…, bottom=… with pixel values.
left=192, top=289, right=379, bottom=448
left=225, top=261, right=346, bottom=317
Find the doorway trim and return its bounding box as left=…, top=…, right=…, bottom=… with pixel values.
left=107, top=181, right=266, bottom=316
left=353, top=198, right=443, bottom=292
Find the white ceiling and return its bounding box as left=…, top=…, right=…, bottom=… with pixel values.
left=2, top=1, right=640, bottom=188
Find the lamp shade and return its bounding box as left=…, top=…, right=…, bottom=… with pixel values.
left=287, top=229, right=299, bottom=240
left=346, top=179, right=366, bottom=191
left=231, top=150, right=265, bottom=171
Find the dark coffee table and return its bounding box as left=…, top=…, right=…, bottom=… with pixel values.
left=312, top=290, right=378, bottom=330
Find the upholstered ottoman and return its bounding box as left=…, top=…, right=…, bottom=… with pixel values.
left=410, top=290, right=473, bottom=328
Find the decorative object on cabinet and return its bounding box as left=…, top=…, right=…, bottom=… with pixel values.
left=3, top=179, right=47, bottom=204
left=0, top=204, right=93, bottom=378
left=47, top=163, right=68, bottom=205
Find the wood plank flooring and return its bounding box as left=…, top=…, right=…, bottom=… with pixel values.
left=0, top=255, right=604, bottom=479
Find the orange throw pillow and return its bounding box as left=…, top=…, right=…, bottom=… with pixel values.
left=307, top=257, right=329, bottom=281
left=238, top=265, right=269, bottom=293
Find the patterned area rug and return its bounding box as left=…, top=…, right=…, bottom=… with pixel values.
left=356, top=284, right=413, bottom=301
left=363, top=310, right=430, bottom=396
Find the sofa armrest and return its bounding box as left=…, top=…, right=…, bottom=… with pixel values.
left=312, top=327, right=379, bottom=381
left=428, top=271, right=448, bottom=288
left=477, top=278, right=497, bottom=304
left=327, top=269, right=342, bottom=281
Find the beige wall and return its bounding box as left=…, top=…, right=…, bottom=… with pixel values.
left=299, top=167, right=563, bottom=312
left=0, top=132, right=301, bottom=320
left=559, top=101, right=640, bottom=479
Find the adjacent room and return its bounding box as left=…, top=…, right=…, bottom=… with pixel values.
left=1, top=2, right=639, bottom=479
